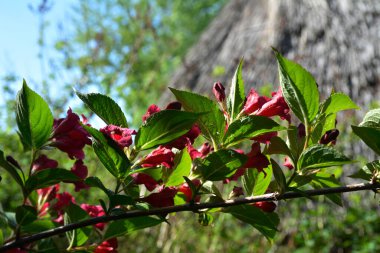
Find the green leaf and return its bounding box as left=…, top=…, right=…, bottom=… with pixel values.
left=223, top=116, right=285, bottom=147
left=0, top=229, right=3, bottom=246
left=310, top=172, right=342, bottom=206
left=16, top=80, right=53, bottom=149
left=359, top=108, right=380, bottom=128
left=75, top=91, right=128, bottom=127
left=64, top=203, right=91, bottom=247
left=135, top=110, right=200, bottom=150
left=0, top=149, right=25, bottom=190
left=109, top=194, right=134, bottom=209
left=85, top=176, right=114, bottom=196
left=25, top=168, right=80, bottom=194
left=84, top=125, right=130, bottom=178
left=21, top=219, right=57, bottom=234
left=169, top=88, right=225, bottom=144
left=104, top=216, right=162, bottom=240
left=195, top=149, right=247, bottom=181
left=271, top=159, right=286, bottom=194
left=200, top=181, right=222, bottom=198
left=298, top=144, right=353, bottom=170
left=310, top=113, right=336, bottom=144
left=226, top=205, right=278, bottom=241
left=252, top=165, right=273, bottom=196
left=16, top=205, right=37, bottom=226
left=287, top=126, right=305, bottom=163
left=198, top=213, right=214, bottom=226
left=266, top=136, right=293, bottom=158
left=274, top=49, right=319, bottom=124
left=352, top=126, right=380, bottom=155
left=350, top=160, right=380, bottom=181
left=320, top=93, right=359, bottom=116
left=166, top=149, right=192, bottom=186
left=227, top=59, right=245, bottom=120
left=242, top=169, right=256, bottom=196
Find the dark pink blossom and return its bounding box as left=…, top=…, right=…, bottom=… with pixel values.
left=141, top=146, right=175, bottom=169
left=71, top=160, right=89, bottom=192
left=166, top=124, right=201, bottom=150
left=244, top=143, right=270, bottom=173
left=187, top=142, right=213, bottom=160
left=100, top=125, right=136, bottom=149
left=51, top=108, right=91, bottom=159
left=142, top=104, right=161, bottom=122
left=213, top=82, right=226, bottom=102
left=319, top=129, right=339, bottom=145
left=255, top=89, right=291, bottom=121
left=243, top=88, right=270, bottom=114
left=283, top=157, right=294, bottom=170
left=131, top=173, right=160, bottom=191
left=165, top=101, right=182, bottom=110
left=53, top=192, right=75, bottom=223
left=32, top=155, right=58, bottom=173
left=142, top=186, right=178, bottom=208
left=298, top=123, right=306, bottom=138
left=177, top=179, right=201, bottom=203
left=37, top=184, right=60, bottom=202
left=81, top=204, right=106, bottom=230
left=252, top=132, right=278, bottom=144
left=94, top=238, right=118, bottom=253
left=253, top=201, right=277, bottom=212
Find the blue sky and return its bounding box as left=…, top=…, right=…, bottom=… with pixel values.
left=0, top=1, right=74, bottom=89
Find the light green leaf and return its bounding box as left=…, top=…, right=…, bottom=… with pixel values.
left=226, top=205, right=278, bottom=241
left=195, top=149, right=247, bottom=181
left=252, top=165, right=273, bottom=196
left=274, top=49, right=319, bottom=124
left=166, top=149, right=192, bottom=186
left=223, top=116, right=285, bottom=147
left=310, top=172, right=342, bottom=206
left=104, top=216, right=162, bottom=240
left=135, top=110, right=200, bottom=150
left=170, top=88, right=225, bottom=144
left=298, top=144, right=353, bottom=170
left=271, top=159, right=286, bottom=193
left=16, top=80, right=53, bottom=149
left=320, top=93, right=359, bottom=116
left=360, top=108, right=380, bottom=128
left=227, top=59, right=245, bottom=120
left=84, top=125, right=130, bottom=178
left=76, top=91, right=128, bottom=127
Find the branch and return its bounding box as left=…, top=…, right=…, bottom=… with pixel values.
left=2, top=182, right=379, bottom=251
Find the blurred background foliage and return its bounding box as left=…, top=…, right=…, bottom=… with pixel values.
left=1, top=0, right=380, bottom=252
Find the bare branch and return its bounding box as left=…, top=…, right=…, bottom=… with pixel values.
left=1, top=182, right=379, bottom=251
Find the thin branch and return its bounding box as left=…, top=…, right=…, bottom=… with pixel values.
left=1, top=182, right=379, bottom=251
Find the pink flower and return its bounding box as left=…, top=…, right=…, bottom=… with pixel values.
left=131, top=173, right=160, bottom=191
left=213, top=82, right=226, bottom=102
left=100, top=125, right=136, bottom=149
left=165, top=101, right=182, bottom=110
left=71, top=160, right=89, bottom=192
left=255, top=89, right=290, bottom=122
left=177, top=179, right=201, bottom=203
left=53, top=192, right=75, bottom=223
left=187, top=142, right=213, bottom=160
left=243, top=88, right=270, bottom=114
left=81, top=204, right=106, bottom=230
left=51, top=108, right=92, bottom=159
left=165, top=124, right=201, bottom=150
left=142, top=104, right=161, bottom=122
left=244, top=143, right=270, bottom=173
left=142, top=186, right=178, bottom=208
left=283, top=157, right=294, bottom=170
left=319, top=129, right=339, bottom=145
left=95, top=238, right=118, bottom=253
left=253, top=201, right=277, bottom=212
left=252, top=132, right=278, bottom=144
left=141, top=146, right=175, bottom=169
left=37, top=184, right=60, bottom=202
left=32, top=155, right=58, bottom=173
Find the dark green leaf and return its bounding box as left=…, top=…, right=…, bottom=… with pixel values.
left=289, top=175, right=312, bottom=188
left=84, top=125, right=130, bottom=178
left=21, top=219, right=57, bottom=234
left=226, top=205, right=278, bottom=241
left=166, top=149, right=192, bottom=186
left=271, top=159, right=286, bottom=194
left=169, top=88, right=225, bottom=144
left=350, top=160, right=380, bottom=180
left=352, top=125, right=380, bottom=155
left=16, top=205, right=37, bottom=226
left=242, top=169, right=256, bottom=196
left=25, top=169, right=80, bottom=193
left=64, top=203, right=91, bottom=247
left=85, top=176, right=114, bottom=196
left=274, top=49, right=319, bottom=124
left=287, top=126, right=305, bottom=163
left=266, top=136, right=293, bottom=158
left=310, top=113, right=336, bottom=144
left=135, top=110, right=200, bottom=150
left=104, top=216, right=162, bottom=240
left=227, top=59, right=245, bottom=120
left=298, top=144, right=352, bottom=170
left=16, top=80, right=53, bottom=149
left=310, top=172, right=342, bottom=206
left=223, top=116, right=285, bottom=147
left=76, top=91, right=128, bottom=127
left=0, top=149, right=25, bottom=190
left=195, top=149, right=247, bottom=181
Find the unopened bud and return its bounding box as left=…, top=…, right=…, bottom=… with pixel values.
left=319, top=129, right=339, bottom=145
left=213, top=82, right=226, bottom=102
left=165, top=101, right=182, bottom=110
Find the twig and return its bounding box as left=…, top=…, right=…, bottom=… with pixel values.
left=1, top=182, right=379, bottom=252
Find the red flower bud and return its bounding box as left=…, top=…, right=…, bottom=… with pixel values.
left=95, top=238, right=118, bottom=253
left=32, top=155, right=58, bottom=173
left=165, top=101, right=182, bottom=110
left=253, top=201, right=276, bottom=212
left=213, top=82, right=226, bottom=102
left=298, top=123, right=306, bottom=138
left=319, top=129, right=339, bottom=145
left=71, top=160, right=89, bottom=192
left=142, top=104, right=161, bottom=122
